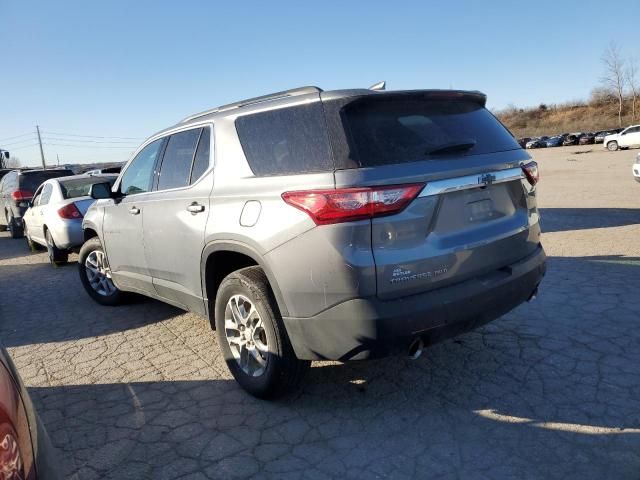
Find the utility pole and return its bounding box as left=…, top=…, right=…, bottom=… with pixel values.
left=56, top=153, right=60, bottom=166
left=36, top=125, right=46, bottom=169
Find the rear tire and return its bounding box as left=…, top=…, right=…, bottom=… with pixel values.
left=45, top=229, right=68, bottom=266
left=78, top=237, right=124, bottom=306
left=215, top=266, right=310, bottom=399
left=607, top=141, right=619, bottom=151
left=7, top=214, right=23, bottom=239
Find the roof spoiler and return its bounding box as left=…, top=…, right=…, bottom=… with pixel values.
left=180, top=86, right=323, bottom=123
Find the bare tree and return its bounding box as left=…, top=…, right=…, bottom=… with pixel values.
left=601, top=42, right=626, bottom=127
left=5, top=157, right=21, bottom=168
left=627, top=58, right=638, bottom=122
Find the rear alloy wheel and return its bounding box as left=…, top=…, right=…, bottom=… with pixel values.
left=45, top=229, right=68, bottom=266
left=607, top=141, right=619, bottom=151
left=215, top=266, right=309, bottom=399
left=78, top=237, right=124, bottom=305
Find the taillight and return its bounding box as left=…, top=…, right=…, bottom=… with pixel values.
left=522, top=161, right=539, bottom=186
left=10, top=190, right=32, bottom=201
left=58, top=203, right=83, bottom=219
left=282, top=183, right=425, bottom=225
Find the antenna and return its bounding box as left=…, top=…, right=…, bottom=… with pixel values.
left=369, top=81, right=386, bottom=91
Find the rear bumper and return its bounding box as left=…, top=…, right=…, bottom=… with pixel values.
left=50, top=220, right=83, bottom=250
left=283, top=246, right=546, bottom=361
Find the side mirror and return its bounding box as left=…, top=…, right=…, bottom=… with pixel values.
left=89, top=182, right=114, bottom=200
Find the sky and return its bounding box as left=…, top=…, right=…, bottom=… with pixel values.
left=1, top=0, right=639, bottom=167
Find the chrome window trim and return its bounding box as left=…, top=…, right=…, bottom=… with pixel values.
left=418, top=167, right=524, bottom=197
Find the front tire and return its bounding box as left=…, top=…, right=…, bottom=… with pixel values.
left=607, top=141, right=619, bottom=151
left=78, top=237, right=124, bottom=306
left=215, top=266, right=309, bottom=399
left=24, top=224, right=43, bottom=252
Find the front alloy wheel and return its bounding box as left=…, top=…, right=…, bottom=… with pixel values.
left=607, top=141, right=618, bottom=151
left=85, top=250, right=117, bottom=297
left=78, top=237, right=125, bottom=306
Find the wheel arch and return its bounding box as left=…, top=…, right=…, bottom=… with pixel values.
left=201, top=241, right=289, bottom=328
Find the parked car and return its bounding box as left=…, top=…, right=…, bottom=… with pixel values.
left=545, top=135, right=564, bottom=147
left=23, top=174, right=118, bottom=265
left=84, top=166, right=122, bottom=175
left=562, top=134, right=580, bottom=146
left=594, top=130, right=614, bottom=143
left=0, top=168, right=73, bottom=238
left=633, top=153, right=640, bottom=183
left=78, top=86, right=546, bottom=398
left=526, top=137, right=548, bottom=149
left=578, top=133, right=595, bottom=145
left=517, top=137, right=531, bottom=148
left=0, top=342, right=60, bottom=479
left=604, top=125, right=640, bottom=151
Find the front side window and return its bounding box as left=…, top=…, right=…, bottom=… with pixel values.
left=120, top=139, right=163, bottom=195
left=157, top=129, right=201, bottom=190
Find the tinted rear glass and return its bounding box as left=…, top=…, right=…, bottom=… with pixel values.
left=19, top=170, right=73, bottom=191
left=341, top=97, right=520, bottom=167
left=235, top=102, right=333, bottom=176
left=59, top=176, right=117, bottom=199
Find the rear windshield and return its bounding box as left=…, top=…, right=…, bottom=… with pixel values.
left=59, top=176, right=117, bottom=199
left=235, top=102, right=333, bottom=176
left=340, top=96, right=520, bottom=167
left=19, top=170, right=73, bottom=191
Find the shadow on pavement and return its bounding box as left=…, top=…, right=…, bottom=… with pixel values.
left=540, top=207, right=640, bottom=233
left=15, top=254, right=640, bottom=478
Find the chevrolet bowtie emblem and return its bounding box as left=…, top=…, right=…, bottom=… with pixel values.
left=480, top=173, right=496, bottom=185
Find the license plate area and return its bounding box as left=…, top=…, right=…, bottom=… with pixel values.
left=466, top=198, right=495, bottom=222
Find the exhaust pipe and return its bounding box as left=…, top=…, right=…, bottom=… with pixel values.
left=407, top=338, right=424, bottom=360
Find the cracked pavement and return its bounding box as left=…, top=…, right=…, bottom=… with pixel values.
left=1, top=145, right=639, bottom=479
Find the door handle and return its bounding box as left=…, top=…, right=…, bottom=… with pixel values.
left=129, top=207, right=140, bottom=215
left=187, top=203, right=205, bottom=214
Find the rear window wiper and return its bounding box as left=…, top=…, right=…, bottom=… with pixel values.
left=425, top=140, right=477, bottom=156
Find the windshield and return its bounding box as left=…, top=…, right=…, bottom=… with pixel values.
left=339, top=96, right=520, bottom=167
left=59, top=176, right=117, bottom=199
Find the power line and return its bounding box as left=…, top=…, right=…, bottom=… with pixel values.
left=42, top=130, right=144, bottom=140
left=43, top=142, right=136, bottom=149
left=8, top=143, right=40, bottom=150
left=1, top=136, right=38, bottom=146
left=0, top=132, right=34, bottom=142
left=42, top=136, right=138, bottom=144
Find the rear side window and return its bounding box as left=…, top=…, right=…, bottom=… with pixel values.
left=39, top=184, right=53, bottom=205
left=190, top=127, right=211, bottom=184
left=157, top=128, right=201, bottom=190
left=235, top=103, right=333, bottom=176
left=340, top=96, right=520, bottom=167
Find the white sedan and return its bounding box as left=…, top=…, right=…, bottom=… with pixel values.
left=23, top=174, right=117, bottom=266
left=604, top=125, right=640, bottom=151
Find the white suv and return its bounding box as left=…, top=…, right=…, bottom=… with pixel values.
left=604, top=125, right=640, bottom=151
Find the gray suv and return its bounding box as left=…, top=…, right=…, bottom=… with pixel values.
left=79, top=86, right=546, bottom=398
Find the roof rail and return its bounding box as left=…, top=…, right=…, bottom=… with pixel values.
left=180, top=86, right=323, bottom=124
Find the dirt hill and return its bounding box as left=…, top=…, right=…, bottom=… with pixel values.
left=495, top=97, right=637, bottom=138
